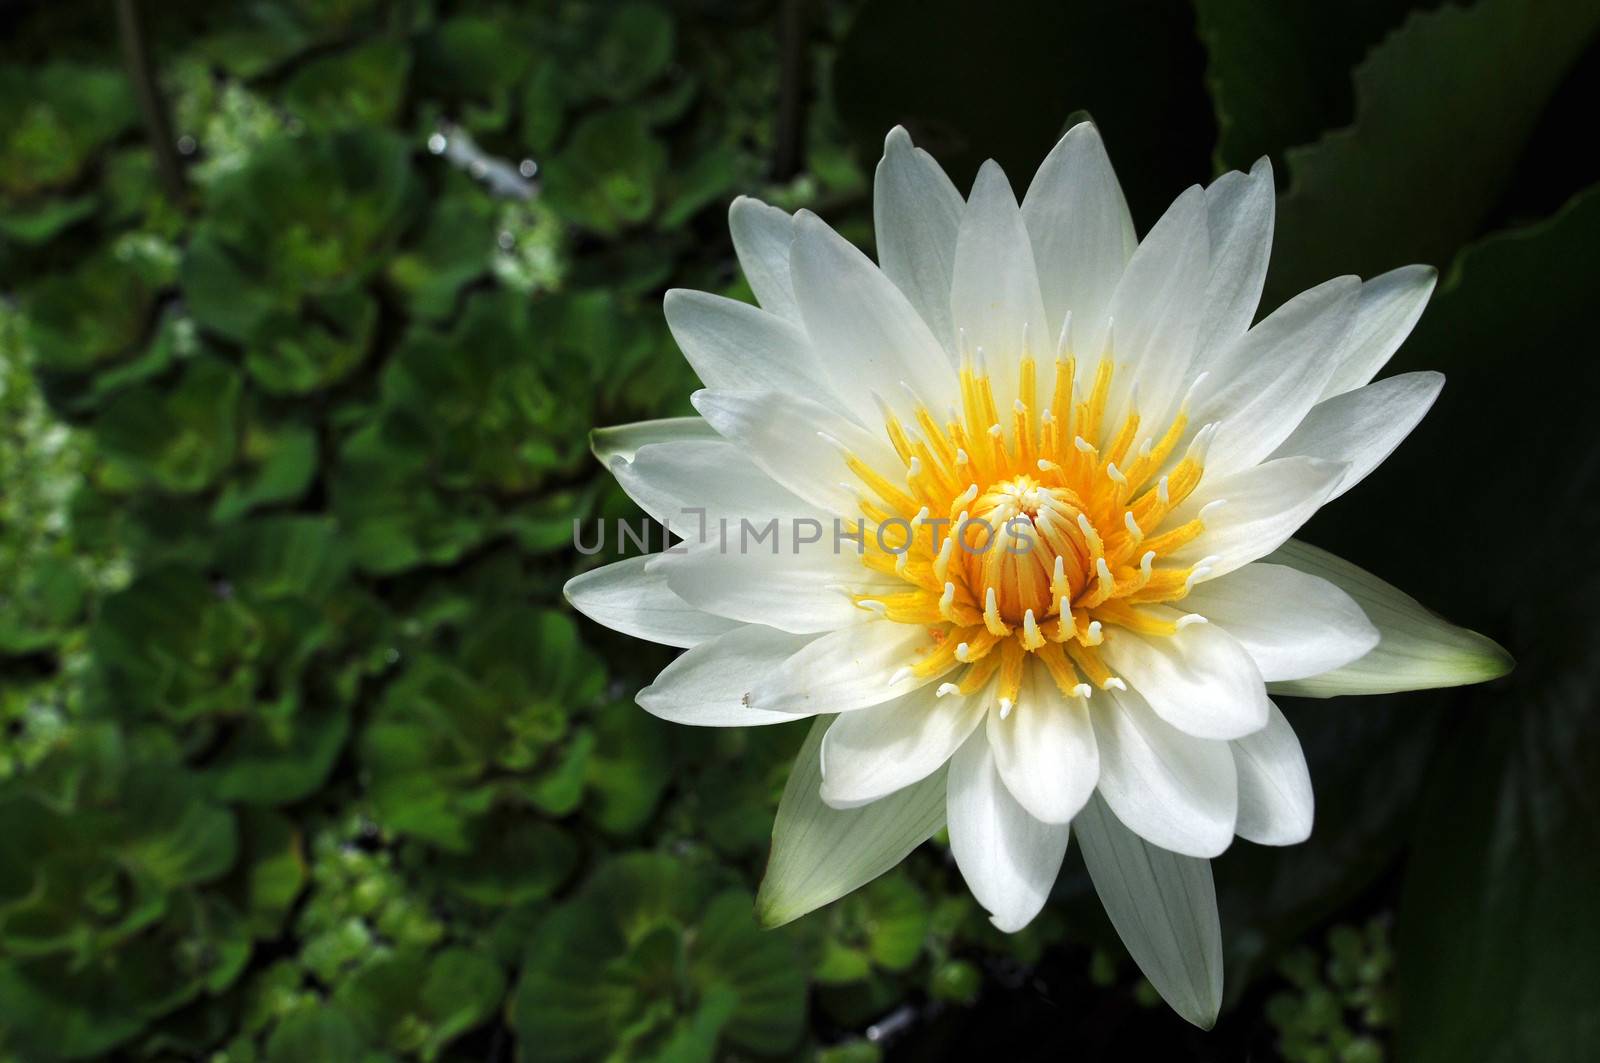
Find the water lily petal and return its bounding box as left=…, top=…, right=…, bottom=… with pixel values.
left=1074, top=794, right=1223, bottom=1029
left=1318, top=264, right=1438, bottom=400
left=952, top=159, right=1051, bottom=409
left=1270, top=370, right=1444, bottom=500
left=1021, top=121, right=1136, bottom=357
left=1173, top=456, right=1347, bottom=580
left=947, top=729, right=1072, bottom=932
left=1265, top=539, right=1513, bottom=696
left=664, top=289, right=841, bottom=408
left=564, top=554, right=740, bottom=648
left=819, top=686, right=985, bottom=808
left=1231, top=701, right=1314, bottom=845
left=1195, top=157, right=1274, bottom=362
left=1182, top=563, right=1379, bottom=681
left=1091, top=684, right=1237, bottom=858
left=1102, top=621, right=1270, bottom=740
left=1107, top=185, right=1210, bottom=432
left=791, top=210, right=951, bottom=424
left=590, top=416, right=718, bottom=465
left=746, top=620, right=947, bottom=714
left=729, top=195, right=802, bottom=325
left=875, top=126, right=965, bottom=355
left=637, top=625, right=820, bottom=726
left=987, top=665, right=1098, bottom=823
left=757, top=715, right=948, bottom=927
left=1187, top=276, right=1360, bottom=480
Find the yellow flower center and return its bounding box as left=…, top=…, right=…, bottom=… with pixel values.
left=846, top=351, right=1214, bottom=711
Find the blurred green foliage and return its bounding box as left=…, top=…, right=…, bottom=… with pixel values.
left=1, top=0, right=1597, bottom=1059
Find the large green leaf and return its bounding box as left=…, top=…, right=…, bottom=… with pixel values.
left=1267, top=0, right=1600, bottom=302
left=1194, top=0, right=1421, bottom=172
left=1396, top=658, right=1600, bottom=1060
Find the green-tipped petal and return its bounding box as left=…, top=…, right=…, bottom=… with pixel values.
left=1074, top=795, right=1223, bottom=1030
left=756, top=715, right=946, bottom=928
left=589, top=416, right=718, bottom=465
left=1264, top=539, right=1513, bottom=697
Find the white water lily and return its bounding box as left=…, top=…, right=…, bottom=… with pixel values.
left=566, top=122, right=1511, bottom=1027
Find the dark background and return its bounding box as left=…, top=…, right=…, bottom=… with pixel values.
left=1, top=1, right=1597, bottom=1060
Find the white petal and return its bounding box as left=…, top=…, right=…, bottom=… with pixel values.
left=1073, top=794, right=1223, bottom=1030
left=590, top=416, right=717, bottom=465
left=653, top=532, right=891, bottom=634
left=987, top=665, right=1098, bottom=823
left=1186, top=276, right=1360, bottom=480
left=1101, top=622, right=1270, bottom=740
left=1231, top=701, right=1314, bottom=845
left=947, top=730, right=1072, bottom=932
left=691, top=389, right=899, bottom=518
left=746, top=620, right=947, bottom=715
left=1182, top=563, right=1379, bottom=682
left=1317, top=264, right=1437, bottom=400
left=1107, top=185, right=1211, bottom=432
left=1264, top=539, right=1513, bottom=697
left=819, top=687, right=985, bottom=808
left=950, top=159, right=1051, bottom=410
left=1091, top=684, right=1237, bottom=858
left=1195, top=158, right=1274, bottom=362
left=1269, top=371, right=1443, bottom=500
left=664, top=289, right=840, bottom=405
left=875, top=126, right=965, bottom=355
left=790, top=211, right=951, bottom=425
left=757, top=715, right=948, bottom=927
left=729, top=196, right=802, bottom=325
left=564, top=555, right=740, bottom=648
left=610, top=437, right=814, bottom=529
left=636, top=625, right=819, bottom=726
left=1021, top=121, right=1136, bottom=356
left=1172, top=456, right=1347, bottom=581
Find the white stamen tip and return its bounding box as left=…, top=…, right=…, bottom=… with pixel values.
left=1041, top=408, right=1054, bottom=425
left=858, top=599, right=888, bottom=615
left=1198, top=499, right=1228, bottom=522
left=1106, top=462, right=1127, bottom=485
left=956, top=642, right=972, bottom=662
left=888, top=667, right=912, bottom=687
left=1125, top=512, right=1143, bottom=538
left=1071, top=683, right=1093, bottom=700
left=1014, top=399, right=1027, bottom=414
left=936, top=682, right=961, bottom=697
left=956, top=448, right=971, bottom=466
left=1105, top=677, right=1128, bottom=691
left=1074, top=435, right=1095, bottom=453
left=998, top=698, right=1014, bottom=719
left=987, top=422, right=1004, bottom=438
left=1157, top=476, right=1170, bottom=505
left=1176, top=613, right=1208, bottom=628
left=817, top=431, right=849, bottom=455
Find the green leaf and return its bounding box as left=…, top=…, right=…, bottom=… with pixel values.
left=0, top=63, right=135, bottom=202
left=1267, top=0, right=1600, bottom=302
left=1266, top=539, right=1512, bottom=697
left=510, top=854, right=803, bottom=1063
left=92, top=357, right=242, bottom=493
left=282, top=40, right=412, bottom=132
left=1396, top=670, right=1600, bottom=1061
left=756, top=715, right=947, bottom=928
left=542, top=108, right=666, bottom=234
left=1194, top=0, right=1420, bottom=172
left=23, top=251, right=156, bottom=372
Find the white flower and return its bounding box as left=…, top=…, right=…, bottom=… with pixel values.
left=566, top=122, right=1511, bottom=1026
